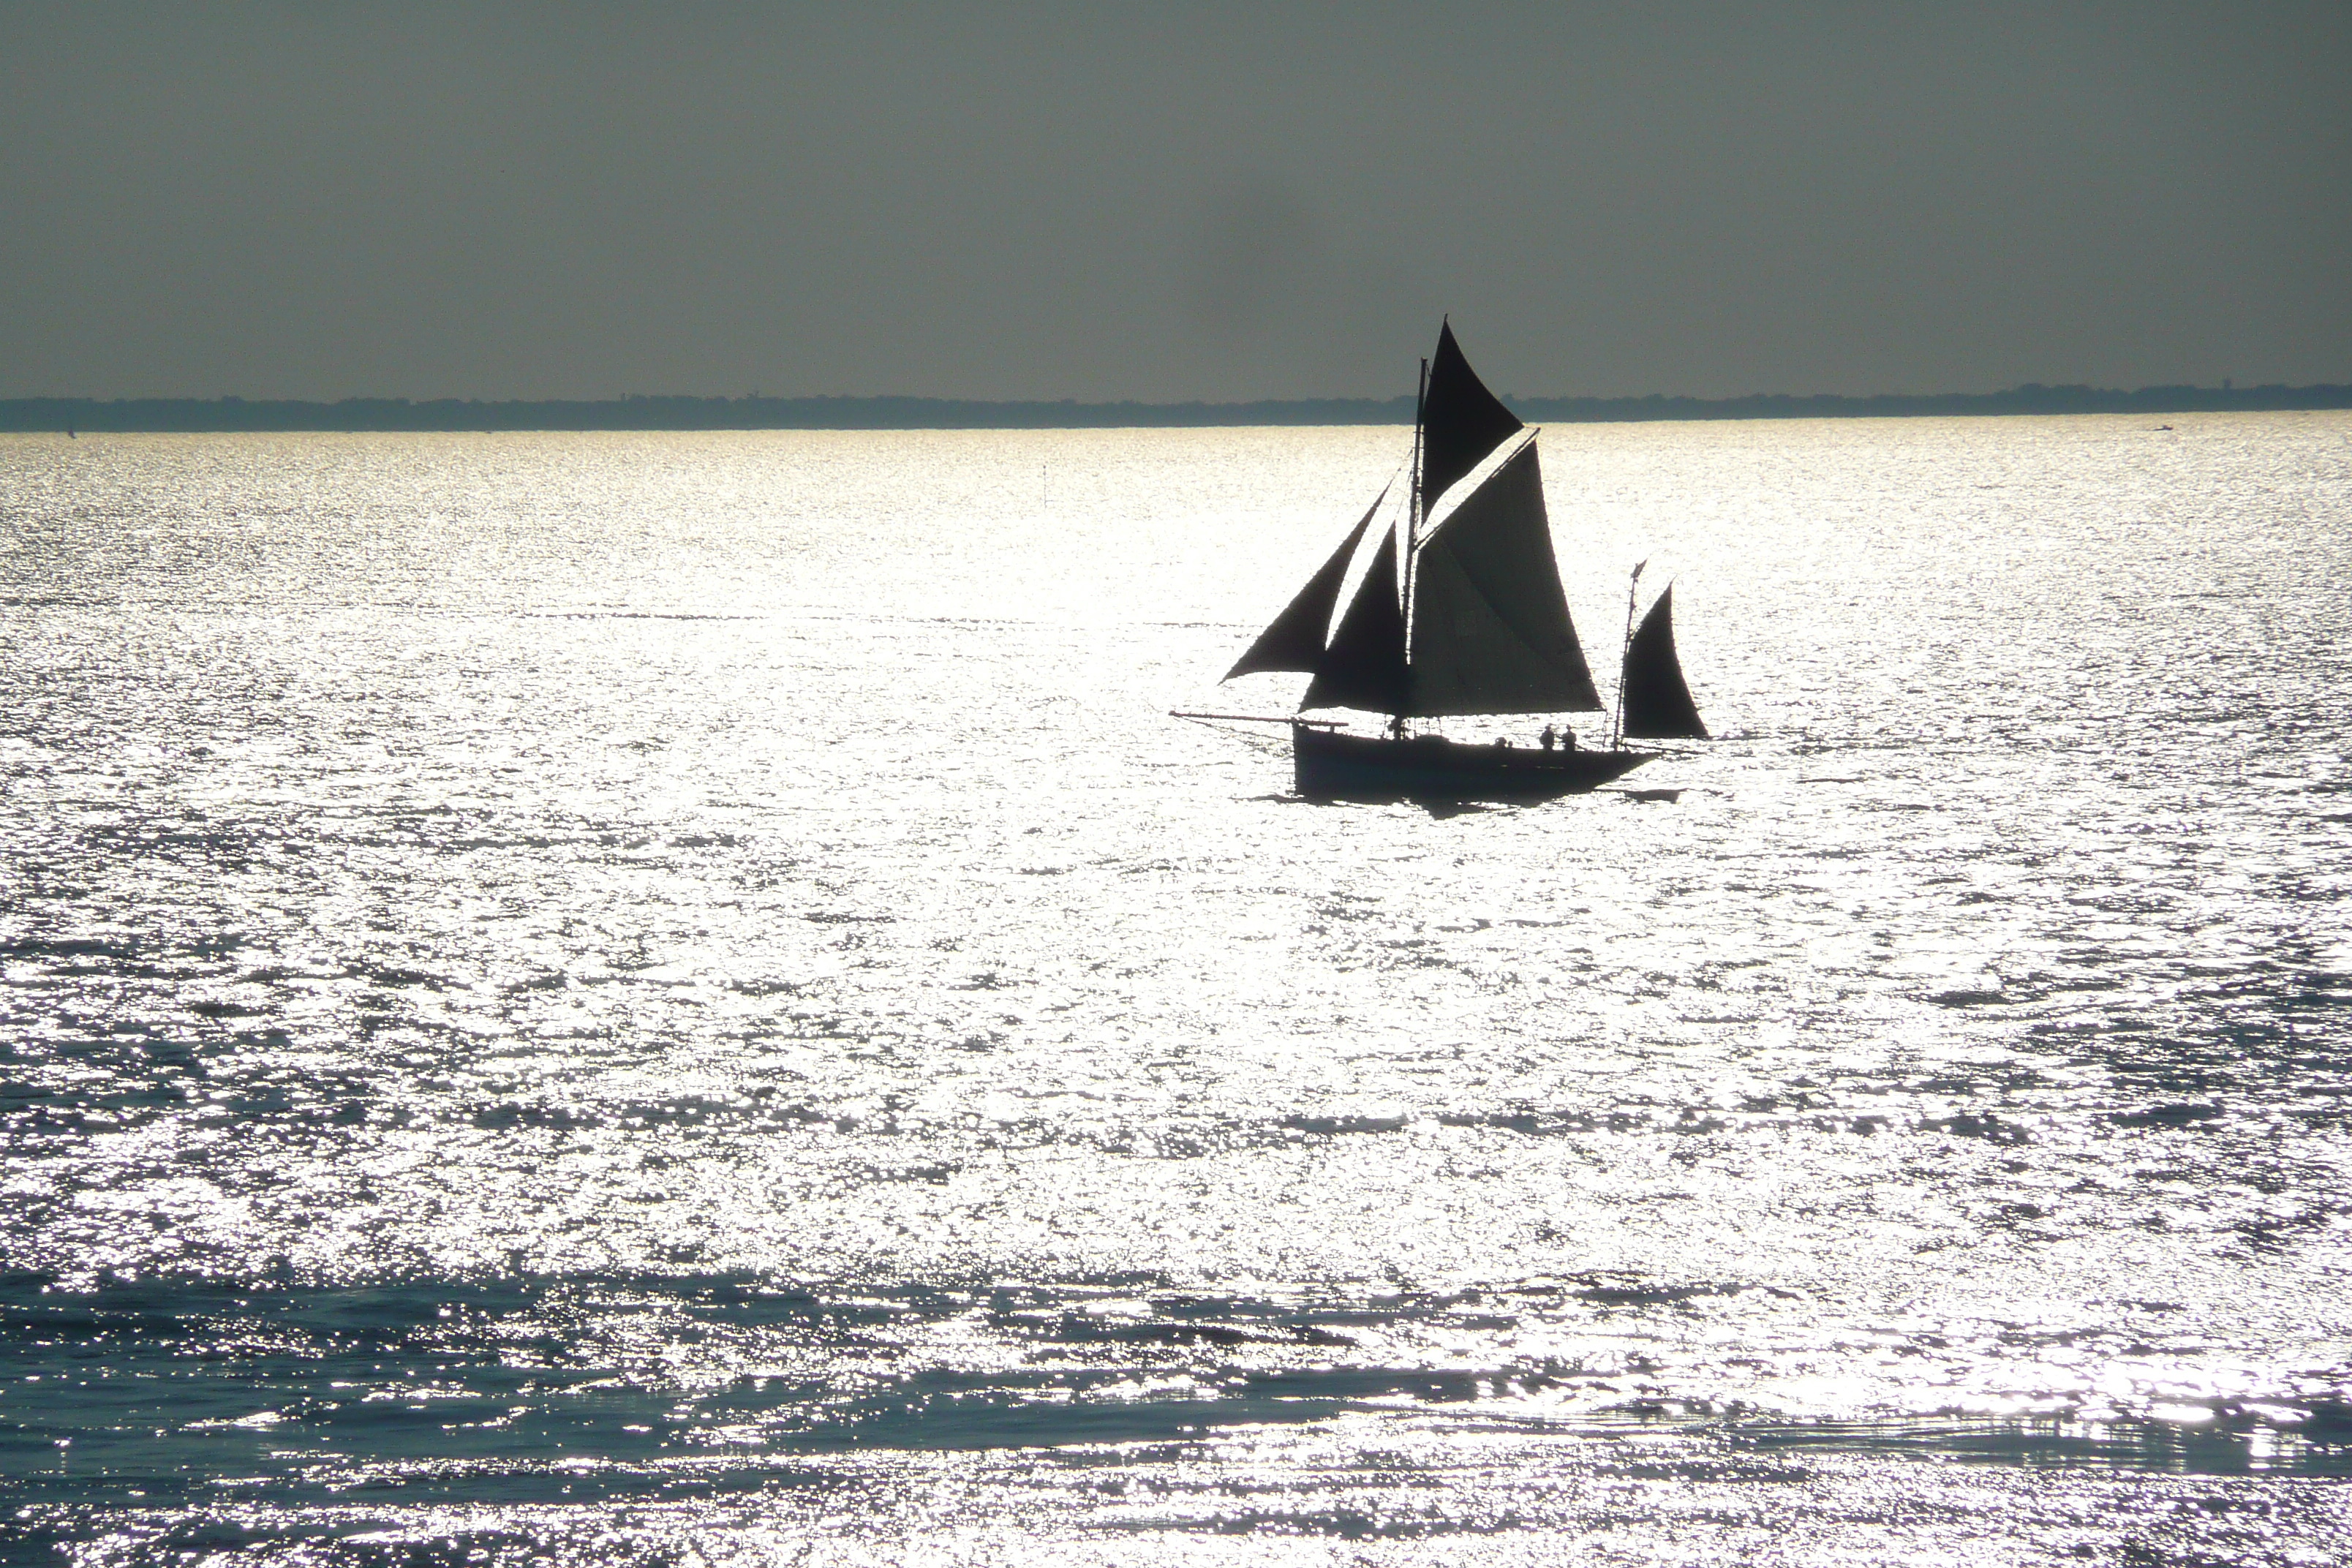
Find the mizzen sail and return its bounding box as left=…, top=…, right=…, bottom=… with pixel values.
left=1403, top=442, right=1601, bottom=716
left=1224, top=486, right=1388, bottom=679
left=1418, top=320, right=1525, bottom=516
left=1620, top=586, right=1708, bottom=739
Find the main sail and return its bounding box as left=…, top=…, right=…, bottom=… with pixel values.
left=1403, top=441, right=1601, bottom=716
left=1419, top=320, right=1525, bottom=516
left=1620, top=586, right=1708, bottom=739
left=1299, top=525, right=1407, bottom=714
left=1224, top=487, right=1388, bottom=679
left=1221, top=323, right=1611, bottom=723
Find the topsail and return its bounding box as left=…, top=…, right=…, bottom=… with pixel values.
left=1418, top=320, right=1524, bottom=515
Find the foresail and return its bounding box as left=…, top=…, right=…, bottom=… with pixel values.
left=1300, top=526, right=1408, bottom=714
left=1224, top=486, right=1388, bottom=679
left=1403, top=442, right=1602, bottom=716
left=1419, top=321, right=1525, bottom=516
left=1620, top=585, right=1708, bottom=739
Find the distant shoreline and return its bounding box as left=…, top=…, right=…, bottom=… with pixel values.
left=4, top=383, right=2347, bottom=433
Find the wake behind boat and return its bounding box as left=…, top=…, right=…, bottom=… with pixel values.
left=1191, top=321, right=1709, bottom=802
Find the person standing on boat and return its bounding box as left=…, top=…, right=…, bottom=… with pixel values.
left=1540, top=725, right=1556, bottom=751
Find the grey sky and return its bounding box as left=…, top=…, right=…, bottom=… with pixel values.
left=4, top=2, right=2345, bottom=402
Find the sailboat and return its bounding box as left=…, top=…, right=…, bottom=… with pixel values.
left=1202, top=321, right=1708, bottom=802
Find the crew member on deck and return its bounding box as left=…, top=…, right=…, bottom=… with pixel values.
left=1540, top=725, right=1556, bottom=751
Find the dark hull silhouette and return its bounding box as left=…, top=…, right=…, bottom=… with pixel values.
left=1292, top=724, right=1650, bottom=802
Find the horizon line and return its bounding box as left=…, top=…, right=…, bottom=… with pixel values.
left=4, top=381, right=2348, bottom=433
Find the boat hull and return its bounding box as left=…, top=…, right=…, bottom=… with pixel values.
left=1291, top=724, right=1651, bottom=802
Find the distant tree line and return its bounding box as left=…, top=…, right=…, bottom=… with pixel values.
left=4, top=382, right=2347, bottom=432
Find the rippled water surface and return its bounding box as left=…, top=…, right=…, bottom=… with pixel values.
left=4, top=418, right=2350, bottom=1563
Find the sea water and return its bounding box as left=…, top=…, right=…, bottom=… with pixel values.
left=2, top=416, right=2348, bottom=1564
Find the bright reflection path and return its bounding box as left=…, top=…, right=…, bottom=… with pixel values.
left=1, top=418, right=2349, bottom=1561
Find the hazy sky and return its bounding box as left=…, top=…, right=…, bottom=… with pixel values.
left=4, top=2, right=2346, bottom=402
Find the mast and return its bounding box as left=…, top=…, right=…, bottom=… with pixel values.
left=1613, top=561, right=1646, bottom=750
left=1399, top=355, right=1428, bottom=734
